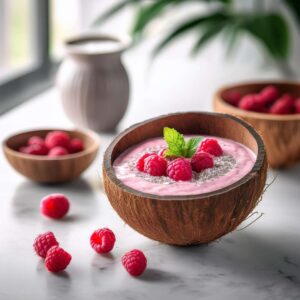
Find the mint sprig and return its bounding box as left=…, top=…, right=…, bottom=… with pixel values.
left=163, top=127, right=202, bottom=158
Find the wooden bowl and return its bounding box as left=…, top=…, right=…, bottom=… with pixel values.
left=103, top=112, right=267, bottom=245
left=213, top=81, right=300, bottom=168
left=3, top=129, right=99, bottom=183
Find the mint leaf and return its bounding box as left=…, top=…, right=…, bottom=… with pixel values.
left=163, top=127, right=202, bottom=158
left=163, top=127, right=185, bottom=157
left=164, top=148, right=182, bottom=157
left=184, top=137, right=202, bottom=158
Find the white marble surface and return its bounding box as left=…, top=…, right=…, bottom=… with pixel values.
left=1, top=41, right=300, bottom=300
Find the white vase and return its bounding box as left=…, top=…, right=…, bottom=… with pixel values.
left=56, top=33, right=130, bottom=132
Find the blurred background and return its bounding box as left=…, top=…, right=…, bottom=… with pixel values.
left=1, top=0, right=300, bottom=124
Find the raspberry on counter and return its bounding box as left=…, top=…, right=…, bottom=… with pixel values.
left=40, top=194, right=70, bottom=219
left=122, top=249, right=147, bottom=277
left=90, top=228, right=116, bottom=254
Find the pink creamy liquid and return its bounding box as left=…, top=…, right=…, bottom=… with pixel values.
left=113, top=136, right=256, bottom=196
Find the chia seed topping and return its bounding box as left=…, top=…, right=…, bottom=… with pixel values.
left=124, top=147, right=237, bottom=186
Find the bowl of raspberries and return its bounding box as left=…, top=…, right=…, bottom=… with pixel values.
left=3, top=129, right=99, bottom=183
left=214, top=81, right=300, bottom=168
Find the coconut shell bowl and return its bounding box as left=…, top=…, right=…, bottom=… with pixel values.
left=103, top=112, right=267, bottom=246
left=214, top=81, right=300, bottom=168
left=3, top=129, right=99, bottom=183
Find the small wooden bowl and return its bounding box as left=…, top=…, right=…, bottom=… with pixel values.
left=103, top=112, right=267, bottom=245
left=3, top=129, right=99, bottom=183
left=214, top=81, right=300, bottom=168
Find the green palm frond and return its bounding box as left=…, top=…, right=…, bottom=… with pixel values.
left=191, top=19, right=229, bottom=55
left=132, top=0, right=182, bottom=35
left=93, top=0, right=293, bottom=62
left=153, top=12, right=229, bottom=56
left=283, top=0, right=300, bottom=26
left=239, top=13, right=290, bottom=59
left=93, top=0, right=139, bottom=25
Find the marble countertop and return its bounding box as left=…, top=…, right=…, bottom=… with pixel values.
left=1, top=42, right=300, bottom=300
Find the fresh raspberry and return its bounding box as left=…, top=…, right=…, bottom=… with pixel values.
left=223, top=91, right=241, bottom=106
left=28, top=136, right=45, bottom=147
left=279, top=93, right=295, bottom=103
left=238, top=94, right=263, bottom=112
left=158, top=148, right=166, bottom=157
left=167, top=158, right=192, bottom=181
left=259, top=85, right=279, bottom=105
left=19, top=144, right=48, bottom=155
left=19, top=146, right=28, bottom=154
left=191, top=152, right=214, bottom=172
left=90, top=228, right=116, bottom=254
left=40, top=194, right=70, bottom=219
left=45, top=246, right=72, bottom=273
left=48, top=146, right=69, bottom=157
left=33, top=232, right=59, bottom=259
left=45, top=131, right=70, bottom=149
left=122, top=249, right=147, bottom=277
left=270, top=95, right=294, bottom=114
left=69, top=138, right=84, bottom=153
left=295, top=98, right=300, bottom=114
left=136, top=153, right=153, bottom=172
left=199, top=138, right=223, bottom=157
left=144, top=154, right=167, bottom=176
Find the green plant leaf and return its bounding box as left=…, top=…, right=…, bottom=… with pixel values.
left=283, top=0, right=300, bottom=26
left=163, top=127, right=185, bottom=157
left=132, top=0, right=180, bottom=35
left=152, top=12, right=228, bottom=56
left=132, top=0, right=231, bottom=37
left=223, top=22, right=241, bottom=58
left=163, top=127, right=202, bottom=158
left=240, top=13, right=290, bottom=59
left=184, top=137, right=202, bottom=157
left=92, top=0, right=139, bottom=26
left=192, top=21, right=227, bottom=55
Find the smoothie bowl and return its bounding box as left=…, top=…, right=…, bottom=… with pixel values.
left=103, top=112, right=267, bottom=245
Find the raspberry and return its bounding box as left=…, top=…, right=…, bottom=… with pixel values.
left=167, top=158, right=192, bottom=181
left=136, top=153, right=153, bottom=172
left=191, top=152, right=214, bottom=172
left=282, top=93, right=295, bottom=102
left=19, top=146, right=28, bottom=153
left=270, top=95, right=294, bottom=114
left=48, top=146, right=69, bottom=157
left=40, top=194, right=70, bottom=219
left=199, top=138, right=223, bottom=157
left=238, top=94, right=263, bottom=112
left=158, top=148, right=166, bottom=157
left=33, top=232, right=59, bottom=259
left=90, top=228, right=116, bottom=254
left=69, top=138, right=84, bottom=153
left=45, top=246, right=72, bottom=273
left=19, top=144, right=48, bottom=155
left=28, top=136, right=45, bottom=147
left=260, top=85, right=279, bottom=105
left=144, top=154, right=167, bottom=176
left=295, top=98, right=300, bottom=114
left=122, top=249, right=147, bottom=277
left=223, top=91, right=241, bottom=106
left=45, top=131, right=70, bottom=149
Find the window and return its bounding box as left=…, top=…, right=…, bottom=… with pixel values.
left=0, top=0, right=50, bottom=114
left=0, top=0, right=81, bottom=114
left=50, top=0, right=81, bottom=60
left=0, top=0, right=34, bottom=81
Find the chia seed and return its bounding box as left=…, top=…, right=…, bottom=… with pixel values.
left=126, top=147, right=237, bottom=186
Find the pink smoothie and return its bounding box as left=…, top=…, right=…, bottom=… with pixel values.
left=113, top=136, right=256, bottom=196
